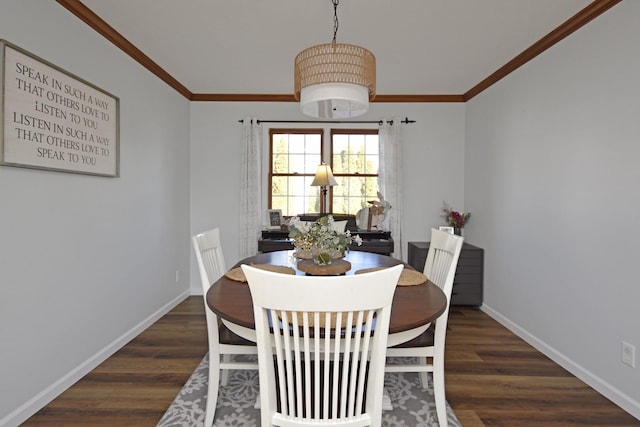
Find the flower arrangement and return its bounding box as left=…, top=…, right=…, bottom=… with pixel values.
left=441, top=201, right=471, bottom=233
left=288, top=215, right=362, bottom=265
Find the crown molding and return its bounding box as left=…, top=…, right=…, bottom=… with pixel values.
left=55, top=0, right=192, bottom=99
left=56, top=0, right=621, bottom=103
left=372, top=94, right=465, bottom=103
left=190, top=93, right=465, bottom=102
left=190, top=93, right=297, bottom=102
left=464, top=0, right=622, bottom=101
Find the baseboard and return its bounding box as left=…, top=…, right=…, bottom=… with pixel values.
left=481, top=304, right=640, bottom=421
left=0, top=290, right=191, bottom=427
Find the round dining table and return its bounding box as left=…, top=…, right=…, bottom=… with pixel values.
left=206, top=250, right=447, bottom=346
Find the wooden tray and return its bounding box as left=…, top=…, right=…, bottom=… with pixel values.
left=297, top=259, right=351, bottom=276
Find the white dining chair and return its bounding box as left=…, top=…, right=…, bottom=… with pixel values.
left=242, top=263, right=404, bottom=427
left=192, top=228, right=259, bottom=427
left=385, top=228, right=464, bottom=427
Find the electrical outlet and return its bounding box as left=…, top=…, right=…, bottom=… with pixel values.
left=622, top=342, right=635, bottom=368
left=175, top=269, right=180, bottom=283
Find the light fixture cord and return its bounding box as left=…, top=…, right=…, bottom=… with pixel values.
left=332, top=0, right=339, bottom=45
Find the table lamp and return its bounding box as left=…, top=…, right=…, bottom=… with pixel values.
left=311, top=163, right=338, bottom=214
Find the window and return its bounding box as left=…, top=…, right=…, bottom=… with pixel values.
left=269, top=128, right=379, bottom=217
left=331, top=129, right=379, bottom=215
left=269, top=129, right=323, bottom=216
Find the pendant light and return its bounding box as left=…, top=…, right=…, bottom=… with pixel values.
left=294, top=0, right=376, bottom=119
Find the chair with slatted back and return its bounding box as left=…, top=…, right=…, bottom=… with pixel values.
left=192, top=228, right=259, bottom=427
left=385, top=228, right=464, bottom=427
left=242, top=263, right=404, bottom=427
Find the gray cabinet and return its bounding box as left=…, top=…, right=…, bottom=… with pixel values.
left=407, top=241, right=483, bottom=307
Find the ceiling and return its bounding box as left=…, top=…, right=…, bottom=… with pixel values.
left=59, top=0, right=618, bottom=100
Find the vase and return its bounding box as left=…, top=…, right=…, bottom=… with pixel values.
left=293, top=248, right=312, bottom=259
left=311, top=246, right=333, bottom=265
left=454, top=227, right=463, bottom=236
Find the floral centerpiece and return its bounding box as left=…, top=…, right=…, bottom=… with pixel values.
left=441, top=201, right=471, bottom=236
left=288, top=215, right=362, bottom=265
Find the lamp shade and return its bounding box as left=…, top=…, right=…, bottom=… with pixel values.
left=294, top=43, right=376, bottom=119
left=300, top=83, right=369, bottom=119
left=311, top=163, right=338, bottom=187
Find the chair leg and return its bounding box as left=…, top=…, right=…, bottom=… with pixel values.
left=418, top=356, right=429, bottom=389
left=433, top=357, right=447, bottom=427
left=205, top=353, right=220, bottom=427
left=220, top=354, right=231, bottom=386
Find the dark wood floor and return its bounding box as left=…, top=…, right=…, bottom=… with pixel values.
left=23, top=297, right=639, bottom=426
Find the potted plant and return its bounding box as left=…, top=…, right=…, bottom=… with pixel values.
left=441, top=202, right=471, bottom=236
left=288, top=215, right=362, bottom=265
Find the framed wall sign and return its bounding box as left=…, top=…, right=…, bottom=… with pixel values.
left=1, top=40, right=120, bottom=177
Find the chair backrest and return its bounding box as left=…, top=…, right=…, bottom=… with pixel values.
left=192, top=228, right=227, bottom=294
left=424, top=228, right=464, bottom=303
left=242, top=264, right=404, bottom=426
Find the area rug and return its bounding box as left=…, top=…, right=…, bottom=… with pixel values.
left=157, top=354, right=462, bottom=427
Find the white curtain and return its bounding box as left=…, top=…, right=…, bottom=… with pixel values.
left=239, top=117, right=262, bottom=258
left=379, top=117, right=405, bottom=261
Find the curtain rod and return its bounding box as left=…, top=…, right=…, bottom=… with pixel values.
left=238, top=117, right=416, bottom=125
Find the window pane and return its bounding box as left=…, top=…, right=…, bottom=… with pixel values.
left=305, top=134, right=321, bottom=154
left=272, top=153, right=289, bottom=174
left=272, top=134, right=289, bottom=153
left=304, top=153, right=322, bottom=174
left=272, top=176, right=288, bottom=197
left=271, top=196, right=288, bottom=212
left=287, top=133, right=304, bottom=153
left=288, top=154, right=306, bottom=174
left=364, top=154, right=379, bottom=174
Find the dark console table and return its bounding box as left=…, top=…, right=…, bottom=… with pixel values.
left=407, top=241, right=484, bottom=307
left=259, top=229, right=394, bottom=256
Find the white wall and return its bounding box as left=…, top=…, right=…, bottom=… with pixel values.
left=465, top=1, right=640, bottom=418
left=189, top=102, right=465, bottom=292
left=0, top=2, right=191, bottom=425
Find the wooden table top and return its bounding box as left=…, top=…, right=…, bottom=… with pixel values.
left=206, top=250, right=447, bottom=335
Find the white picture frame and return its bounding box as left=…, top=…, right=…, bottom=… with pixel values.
left=439, top=226, right=455, bottom=234
left=267, top=209, right=282, bottom=229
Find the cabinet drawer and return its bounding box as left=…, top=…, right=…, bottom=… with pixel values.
left=457, top=255, right=483, bottom=266
left=453, top=282, right=481, bottom=294
left=454, top=272, right=483, bottom=285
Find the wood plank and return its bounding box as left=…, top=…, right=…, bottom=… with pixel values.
left=22, top=298, right=639, bottom=426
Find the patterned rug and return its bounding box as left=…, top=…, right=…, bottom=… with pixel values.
left=157, top=354, right=462, bottom=427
